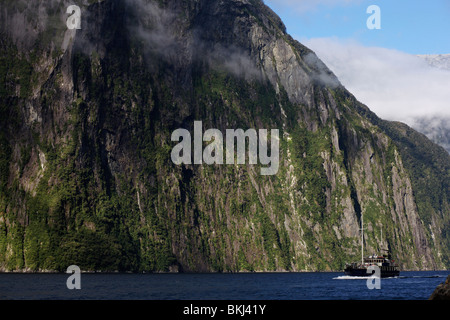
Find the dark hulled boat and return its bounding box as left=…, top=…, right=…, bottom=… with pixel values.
left=344, top=250, right=400, bottom=278
left=344, top=212, right=400, bottom=278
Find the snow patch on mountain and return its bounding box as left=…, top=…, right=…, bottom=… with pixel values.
left=417, top=54, right=450, bottom=71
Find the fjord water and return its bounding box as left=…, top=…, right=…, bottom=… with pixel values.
left=0, top=271, right=448, bottom=300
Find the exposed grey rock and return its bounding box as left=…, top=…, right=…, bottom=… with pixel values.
left=0, top=0, right=448, bottom=272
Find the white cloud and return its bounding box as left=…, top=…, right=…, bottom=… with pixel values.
left=302, top=37, right=450, bottom=125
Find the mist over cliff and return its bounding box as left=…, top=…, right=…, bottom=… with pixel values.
left=0, top=0, right=449, bottom=272
left=304, top=39, right=450, bottom=155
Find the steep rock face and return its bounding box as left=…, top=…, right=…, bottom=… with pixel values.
left=0, top=0, right=448, bottom=272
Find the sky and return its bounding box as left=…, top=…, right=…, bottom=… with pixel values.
left=264, top=0, right=450, bottom=54
left=263, top=0, right=450, bottom=126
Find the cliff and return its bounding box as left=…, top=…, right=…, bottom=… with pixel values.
left=0, top=0, right=449, bottom=272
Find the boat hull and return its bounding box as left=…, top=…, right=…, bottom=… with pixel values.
left=344, top=266, right=399, bottom=278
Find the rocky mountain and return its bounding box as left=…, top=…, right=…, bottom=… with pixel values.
left=418, top=54, right=450, bottom=71
left=409, top=116, right=450, bottom=154
left=0, top=0, right=449, bottom=272
left=413, top=54, right=450, bottom=154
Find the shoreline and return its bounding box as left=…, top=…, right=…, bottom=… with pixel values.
left=1, top=269, right=448, bottom=275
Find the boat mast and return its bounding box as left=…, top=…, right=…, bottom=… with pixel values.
left=361, top=213, right=364, bottom=265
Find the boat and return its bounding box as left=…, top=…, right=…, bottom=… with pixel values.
left=344, top=250, right=400, bottom=278
left=344, top=213, right=400, bottom=278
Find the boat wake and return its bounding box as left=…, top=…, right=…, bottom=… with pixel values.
left=333, top=275, right=446, bottom=280
left=333, top=275, right=379, bottom=280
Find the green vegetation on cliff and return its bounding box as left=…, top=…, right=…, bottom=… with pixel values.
left=0, top=0, right=448, bottom=272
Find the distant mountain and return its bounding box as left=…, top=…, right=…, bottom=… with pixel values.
left=409, top=116, right=450, bottom=154
left=411, top=55, right=450, bottom=154
left=418, top=54, right=450, bottom=71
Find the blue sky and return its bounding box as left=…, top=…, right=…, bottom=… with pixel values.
left=263, top=0, right=450, bottom=131
left=264, top=0, right=450, bottom=55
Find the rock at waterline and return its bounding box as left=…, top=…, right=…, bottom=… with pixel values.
left=429, top=275, right=450, bottom=300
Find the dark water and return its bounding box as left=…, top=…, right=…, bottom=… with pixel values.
left=0, top=271, right=448, bottom=300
